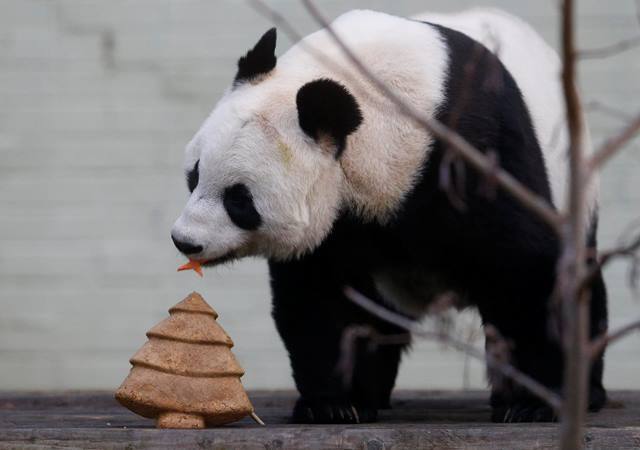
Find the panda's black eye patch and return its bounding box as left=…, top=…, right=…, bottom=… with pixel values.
left=187, top=160, right=199, bottom=193
left=223, top=183, right=262, bottom=230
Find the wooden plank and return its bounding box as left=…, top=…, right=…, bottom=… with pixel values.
left=0, top=391, right=639, bottom=449
left=1, top=0, right=640, bottom=397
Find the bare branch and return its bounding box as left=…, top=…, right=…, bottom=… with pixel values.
left=585, top=100, right=635, bottom=122
left=579, top=0, right=640, bottom=59
left=578, top=35, right=640, bottom=59
left=597, top=227, right=640, bottom=269
left=336, top=325, right=410, bottom=390
left=584, top=244, right=640, bottom=295
left=586, top=113, right=640, bottom=176
left=247, top=0, right=563, bottom=232
left=548, top=111, right=567, bottom=151
left=343, top=286, right=563, bottom=412
left=559, top=0, right=590, bottom=447
left=439, top=40, right=501, bottom=210
left=439, top=151, right=468, bottom=212
left=247, top=0, right=305, bottom=43
left=590, top=319, right=640, bottom=359
left=585, top=219, right=640, bottom=293
left=582, top=1, right=640, bottom=175
left=462, top=322, right=484, bottom=389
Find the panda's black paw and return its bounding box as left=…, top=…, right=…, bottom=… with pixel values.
left=492, top=384, right=605, bottom=422
left=292, top=397, right=378, bottom=424
left=493, top=395, right=557, bottom=423
left=588, top=384, right=606, bottom=412
left=502, top=402, right=557, bottom=423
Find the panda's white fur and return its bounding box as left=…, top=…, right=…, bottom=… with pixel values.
left=174, top=10, right=450, bottom=262
left=173, top=8, right=595, bottom=266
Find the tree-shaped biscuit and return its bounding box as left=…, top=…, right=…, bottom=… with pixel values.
left=115, top=292, right=263, bottom=428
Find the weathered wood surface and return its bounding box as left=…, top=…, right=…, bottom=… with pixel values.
left=0, top=391, right=638, bottom=449
left=2, top=0, right=640, bottom=394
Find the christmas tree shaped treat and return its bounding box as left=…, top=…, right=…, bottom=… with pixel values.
left=115, top=292, right=263, bottom=428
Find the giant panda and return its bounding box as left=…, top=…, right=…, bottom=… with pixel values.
left=171, top=9, right=608, bottom=423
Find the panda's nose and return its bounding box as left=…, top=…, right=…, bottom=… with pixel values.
left=171, top=234, right=203, bottom=255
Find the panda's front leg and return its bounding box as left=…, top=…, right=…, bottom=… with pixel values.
left=269, top=259, right=405, bottom=424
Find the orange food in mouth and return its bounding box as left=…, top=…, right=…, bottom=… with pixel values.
left=177, top=260, right=204, bottom=277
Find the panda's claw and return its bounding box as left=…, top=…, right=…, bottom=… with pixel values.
left=292, top=397, right=376, bottom=424
left=497, top=401, right=557, bottom=423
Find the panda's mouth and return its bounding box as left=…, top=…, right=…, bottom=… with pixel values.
left=201, top=250, right=238, bottom=267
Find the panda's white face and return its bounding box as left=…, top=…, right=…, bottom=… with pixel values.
left=171, top=83, right=345, bottom=265
left=170, top=16, right=440, bottom=266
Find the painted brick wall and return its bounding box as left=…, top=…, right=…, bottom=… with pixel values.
left=1, top=0, right=638, bottom=390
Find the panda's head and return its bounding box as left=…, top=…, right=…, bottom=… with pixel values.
left=171, top=28, right=363, bottom=266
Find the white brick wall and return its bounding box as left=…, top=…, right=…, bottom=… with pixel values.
left=1, top=0, right=638, bottom=391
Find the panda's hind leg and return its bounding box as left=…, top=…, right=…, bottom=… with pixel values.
left=479, top=287, right=564, bottom=423
left=586, top=232, right=608, bottom=412
left=480, top=247, right=608, bottom=422
left=588, top=274, right=607, bottom=412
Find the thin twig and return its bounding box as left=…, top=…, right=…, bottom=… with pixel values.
left=590, top=319, right=640, bottom=359
left=247, top=0, right=304, bottom=43
left=439, top=40, right=490, bottom=210
left=586, top=113, right=640, bottom=176
left=579, top=0, right=640, bottom=59
left=250, top=411, right=266, bottom=426
left=336, top=325, right=411, bottom=389
left=247, top=0, right=563, bottom=232
left=585, top=100, right=634, bottom=122
left=590, top=219, right=640, bottom=292
left=596, top=226, right=640, bottom=270
left=582, top=4, right=640, bottom=175
left=583, top=235, right=640, bottom=293
left=343, top=287, right=563, bottom=412
left=578, top=35, right=640, bottom=59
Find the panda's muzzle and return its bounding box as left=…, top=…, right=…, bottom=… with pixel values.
left=201, top=250, right=238, bottom=267
left=171, top=234, right=204, bottom=256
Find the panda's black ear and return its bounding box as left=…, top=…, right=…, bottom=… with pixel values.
left=234, top=28, right=277, bottom=84
left=296, top=78, right=363, bottom=159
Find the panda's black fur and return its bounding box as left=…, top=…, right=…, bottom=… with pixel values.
left=269, top=23, right=608, bottom=424
left=235, top=27, right=277, bottom=84
left=296, top=78, right=363, bottom=159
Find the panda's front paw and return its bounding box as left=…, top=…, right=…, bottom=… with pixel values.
left=495, top=398, right=557, bottom=423
left=292, top=397, right=377, bottom=424
left=504, top=402, right=557, bottom=422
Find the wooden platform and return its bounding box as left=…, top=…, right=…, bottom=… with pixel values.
left=1, top=390, right=638, bottom=449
